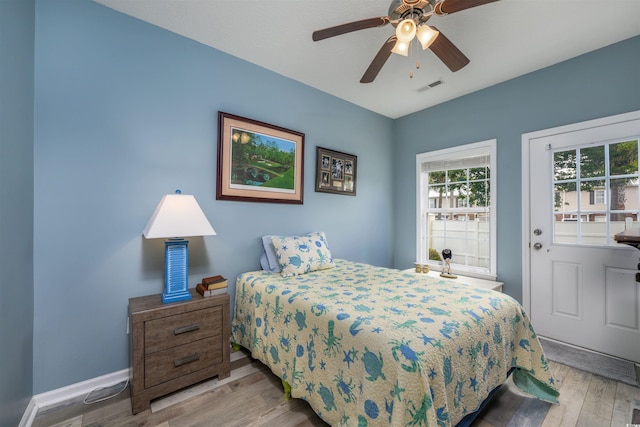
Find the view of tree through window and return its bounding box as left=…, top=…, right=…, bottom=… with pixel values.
left=553, top=139, right=639, bottom=245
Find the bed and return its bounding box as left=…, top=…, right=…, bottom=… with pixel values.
left=231, top=233, right=558, bottom=426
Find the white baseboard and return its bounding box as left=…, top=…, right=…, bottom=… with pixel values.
left=20, top=348, right=245, bottom=426
left=18, top=397, right=37, bottom=427
left=19, top=368, right=130, bottom=427
left=18, top=348, right=248, bottom=427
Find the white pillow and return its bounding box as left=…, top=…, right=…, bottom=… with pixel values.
left=260, top=235, right=280, bottom=272
left=270, top=232, right=335, bottom=277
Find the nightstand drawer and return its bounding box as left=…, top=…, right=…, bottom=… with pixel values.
left=145, top=306, right=222, bottom=354
left=145, top=336, right=223, bottom=388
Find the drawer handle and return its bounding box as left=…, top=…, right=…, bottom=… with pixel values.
left=174, top=323, right=200, bottom=335
left=174, top=353, right=200, bottom=367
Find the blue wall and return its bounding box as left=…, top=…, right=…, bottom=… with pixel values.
left=2, top=0, right=639, bottom=416
left=393, top=36, right=640, bottom=301
left=32, top=0, right=393, bottom=393
left=0, top=0, right=35, bottom=425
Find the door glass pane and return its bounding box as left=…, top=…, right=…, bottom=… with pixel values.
left=554, top=182, right=576, bottom=213
left=609, top=212, right=636, bottom=240
left=555, top=220, right=578, bottom=244
left=553, top=139, right=640, bottom=246
left=582, top=220, right=607, bottom=245
left=610, top=140, right=638, bottom=176
left=554, top=150, right=576, bottom=181
left=580, top=146, right=605, bottom=178
left=581, top=180, right=605, bottom=210
left=610, top=178, right=629, bottom=211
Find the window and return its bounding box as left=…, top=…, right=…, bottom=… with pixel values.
left=594, top=189, right=605, bottom=205
left=553, top=139, right=639, bottom=245
left=416, top=140, right=497, bottom=278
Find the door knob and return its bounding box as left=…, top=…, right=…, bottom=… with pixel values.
left=533, top=242, right=542, bottom=250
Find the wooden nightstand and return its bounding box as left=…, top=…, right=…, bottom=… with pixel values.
left=404, top=269, right=503, bottom=292
left=128, top=288, right=230, bottom=414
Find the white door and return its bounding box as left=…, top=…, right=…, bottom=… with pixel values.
left=526, top=112, right=640, bottom=364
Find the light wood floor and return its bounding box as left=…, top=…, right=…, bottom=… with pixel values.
left=33, top=351, right=640, bottom=427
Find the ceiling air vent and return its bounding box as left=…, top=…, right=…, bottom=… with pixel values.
left=417, top=80, right=443, bottom=92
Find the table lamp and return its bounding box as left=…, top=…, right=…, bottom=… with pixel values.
left=143, top=190, right=216, bottom=303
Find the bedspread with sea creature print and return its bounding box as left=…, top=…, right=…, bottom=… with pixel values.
left=231, top=260, right=559, bottom=427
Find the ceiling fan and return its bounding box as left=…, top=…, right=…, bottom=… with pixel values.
left=312, top=0, right=498, bottom=83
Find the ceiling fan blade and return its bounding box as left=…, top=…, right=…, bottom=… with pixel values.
left=360, top=36, right=396, bottom=84
left=434, top=0, right=498, bottom=15
left=312, top=16, right=390, bottom=42
left=428, top=28, right=469, bottom=72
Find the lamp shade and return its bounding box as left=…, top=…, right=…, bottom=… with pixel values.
left=396, top=19, right=416, bottom=43
left=143, top=193, right=216, bottom=239
left=416, top=25, right=439, bottom=50
left=391, top=39, right=410, bottom=56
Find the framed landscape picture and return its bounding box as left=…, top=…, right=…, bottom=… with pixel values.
left=315, top=147, right=357, bottom=196
left=216, top=112, right=304, bottom=204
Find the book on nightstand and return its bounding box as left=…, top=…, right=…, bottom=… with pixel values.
left=202, top=275, right=228, bottom=290
left=196, top=281, right=227, bottom=297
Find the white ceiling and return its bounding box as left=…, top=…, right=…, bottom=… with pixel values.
left=94, top=0, right=640, bottom=119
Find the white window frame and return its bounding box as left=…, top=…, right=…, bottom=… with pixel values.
left=416, top=139, right=497, bottom=279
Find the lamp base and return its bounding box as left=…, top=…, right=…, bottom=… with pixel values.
left=162, top=238, right=192, bottom=304
left=162, top=289, right=192, bottom=304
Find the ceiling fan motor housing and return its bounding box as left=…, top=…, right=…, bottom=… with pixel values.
left=389, top=0, right=435, bottom=24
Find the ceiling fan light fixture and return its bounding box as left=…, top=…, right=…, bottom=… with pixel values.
left=416, top=25, right=439, bottom=49
left=391, top=39, right=410, bottom=56
left=395, top=18, right=416, bottom=43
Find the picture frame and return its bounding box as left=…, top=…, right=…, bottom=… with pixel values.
left=217, top=112, right=304, bottom=204
left=315, top=147, right=357, bottom=196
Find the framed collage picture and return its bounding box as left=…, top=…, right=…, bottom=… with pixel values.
left=315, top=147, right=357, bottom=196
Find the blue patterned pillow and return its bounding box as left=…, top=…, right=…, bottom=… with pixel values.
left=271, top=232, right=335, bottom=277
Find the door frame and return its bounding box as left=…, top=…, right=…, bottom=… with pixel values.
left=521, top=110, right=640, bottom=314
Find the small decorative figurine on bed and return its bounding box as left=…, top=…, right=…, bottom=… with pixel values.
left=440, top=249, right=458, bottom=279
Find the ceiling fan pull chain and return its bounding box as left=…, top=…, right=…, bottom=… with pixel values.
left=414, top=37, right=420, bottom=70
left=409, top=39, right=415, bottom=78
